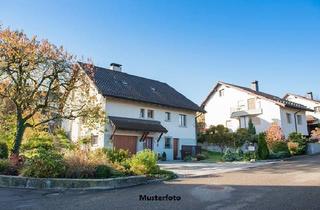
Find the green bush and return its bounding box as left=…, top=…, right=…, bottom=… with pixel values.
left=103, top=148, right=130, bottom=164
left=95, top=165, right=112, bottom=178
left=288, top=132, right=307, bottom=155
left=0, top=142, right=8, bottom=159
left=257, top=133, right=269, bottom=160
left=222, top=148, right=242, bottom=161
left=268, top=141, right=290, bottom=158
left=150, top=169, right=177, bottom=180
left=183, top=155, right=192, bottom=162
left=129, top=149, right=158, bottom=175
left=21, top=148, right=65, bottom=178
left=0, top=159, right=10, bottom=174
left=196, top=153, right=206, bottom=161
left=243, top=152, right=256, bottom=161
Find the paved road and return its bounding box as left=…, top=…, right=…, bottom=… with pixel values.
left=158, top=160, right=276, bottom=177
left=1, top=155, right=320, bottom=210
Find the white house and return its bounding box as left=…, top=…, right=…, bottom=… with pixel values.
left=284, top=92, right=319, bottom=134
left=201, top=81, right=311, bottom=137
left=62, top=62, right=203, bottom=160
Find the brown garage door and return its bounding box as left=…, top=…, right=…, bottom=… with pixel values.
left=113, top=135, right=137, bottom=154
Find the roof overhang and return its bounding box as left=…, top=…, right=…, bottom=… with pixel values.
left=109, top=116, right=168, bottom=133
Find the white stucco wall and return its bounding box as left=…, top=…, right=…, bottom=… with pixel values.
left=280, top=108, right=308, bottom=136
left=285, top=95, right=320, bottom=124
left=104, top=98, right=197, bottom=160
left=204, top=84, right=281, bottom=134
left=203, top=84, right=309, bottom=137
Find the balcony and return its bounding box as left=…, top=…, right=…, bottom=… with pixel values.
left=230, top=106, right=263, bottom=118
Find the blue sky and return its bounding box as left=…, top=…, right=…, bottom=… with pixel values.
left=1, top=0, right=320, bottom=103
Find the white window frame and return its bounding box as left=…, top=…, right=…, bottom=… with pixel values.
left=140, top=108, right=145, bottom=118
left=165, top=112, right=171, bottom=121
left=147, top=109, right=154, bottom=119
left=164, top=137, right=172, bottom=149
left=297, top=115, right=302, bottom=125
left=179, top=114, right=187, bottom=127
left=286, top=113, right=292, bottom=124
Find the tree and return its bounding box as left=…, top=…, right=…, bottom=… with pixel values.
left=210, top=125, right=234, bottom=153
left=0, top=27, right=105, bottom=158
left=257, top=133, right=269, bottom=159
left=248, top=118, right=256, bottom=135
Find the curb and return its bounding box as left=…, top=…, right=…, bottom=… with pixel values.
left=0, top=175, right=148, bottom=190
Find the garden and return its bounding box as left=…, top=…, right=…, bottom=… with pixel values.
left=197, top=119, right=318, bottom=163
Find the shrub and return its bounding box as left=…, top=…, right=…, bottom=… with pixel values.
left=257, top=133, right=269, bottom=160
left=103, top=148, right=130, bottom=164
left=161, top=152, right=167, bottom=161
left=243, top=152, right=256, bottom=161
left=222, top=148, right=242, bottom=162
left=248, top=118, right=256, bottom=135
left=129, top=149, right=158, bottom=175
left=196, top=153, right=206, bottom=161
left=183, top=155, right=192, bottom=162
left=0, top=142, right=8, bottom=159
left=150, top=169, right=177, bottom=180
left=22, top=148, right=65, bottom=178
left=266, top=123, right=285, bottom=147
left=234, top=128, right=251, bottom=147
left=288, top=132, right=307, bottom=155
left=0, top=159, right=10, bottom=174
left=95, top=165, right=112, bottom=178
left=64, top=149, right=103, bottom=178
left=311, top=127, right=320, bottom=140
left=268, top=141, right=290, bottom=158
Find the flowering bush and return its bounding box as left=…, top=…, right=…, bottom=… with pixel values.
left=266, top=123, right=286, bottom=151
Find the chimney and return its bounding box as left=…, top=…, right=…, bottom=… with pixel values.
left=109, top=63, right=122, bottom=71
left=251, top=80, right=259, bottom=92
left=307, top=92, right=313, bottom=100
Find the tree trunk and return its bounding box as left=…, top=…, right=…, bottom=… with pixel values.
left=12, top=119, right=26, bottom=156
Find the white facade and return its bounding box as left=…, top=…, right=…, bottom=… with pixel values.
left=203, top=83, right=309, bottom=137
left=285, top=94, right=320, bottom=125
left=62, top=71, right=197, bottom=160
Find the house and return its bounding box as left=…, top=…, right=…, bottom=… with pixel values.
left=284, top=92, right=319, bottom=134
left=62, top=62, right=203, bottom=160
left=201, top=81, right=312, bottom=137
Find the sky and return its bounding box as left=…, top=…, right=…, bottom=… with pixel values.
left=0, top=0, right=320, bottom=104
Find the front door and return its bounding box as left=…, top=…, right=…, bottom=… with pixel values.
left=143, top=137, right=153, bottom=150
left=173, top=138, right=179, bottom=160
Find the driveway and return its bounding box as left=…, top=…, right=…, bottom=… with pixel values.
left=1, top=155, right=320, bottom=210
left=158, top=160, right=276, bottom=177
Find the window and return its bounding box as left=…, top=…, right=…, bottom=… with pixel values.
left=147, top=110, right=154, bottom=119
left=179, top=114, right=187, bottom=127
left=286, top=113, right=292, bottom=124
left=165, top=112, right=171, bottom=121
left=219, top=89, right=225, bottom=97
left=297, top=115, right=302, bottom=125
left=315, top=106, right=320, bottom=113
left=247, top=98, right=256, bottom=110
left=91, top=135, right=98, bottom=146
left=140, top=109, right=145, bottom=118
left=164, top=137, right=172, bottom=149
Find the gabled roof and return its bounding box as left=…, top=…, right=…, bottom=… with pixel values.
left=284, top=93, right=320, bottom=104
left=78, top=62, right=203, bottom=112
left=202, top=81, right=313, bottom=111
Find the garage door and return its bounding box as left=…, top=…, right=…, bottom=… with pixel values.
left=113, top=135, right=137, bottom=154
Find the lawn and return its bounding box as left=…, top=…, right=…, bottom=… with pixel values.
left=200, top=149, right=223, bottom=162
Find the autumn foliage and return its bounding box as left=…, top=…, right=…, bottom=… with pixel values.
left=0, top=26, right=104, bottom=156
left=265, top=123, right=286, bottom=146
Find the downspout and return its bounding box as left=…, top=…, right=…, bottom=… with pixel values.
left=293, top=110, right=301, bottom=133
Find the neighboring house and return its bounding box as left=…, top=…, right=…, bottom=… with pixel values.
left=201, top=81, right=312, bottom=137
left=284, top=92, right=319, bottom=134
left=62, top=62, right=203, bottom=160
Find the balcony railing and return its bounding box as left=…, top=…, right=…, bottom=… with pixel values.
left=230, top=105, right=263, bottom=118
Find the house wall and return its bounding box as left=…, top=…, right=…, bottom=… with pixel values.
left=104, top=98, right=197, bottom=160
left=280, top=107, right=308, bottom=136
left=285, top=95, right=320, bottom=124
left=204, top=84, right=282, bottom=134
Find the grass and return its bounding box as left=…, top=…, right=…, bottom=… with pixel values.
left=200, top=149, right=223, bottom=163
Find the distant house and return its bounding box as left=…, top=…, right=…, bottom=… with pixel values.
left=284, top=92, right=319, bottom=134
left=201, top=81, right=312, bottom=137
left=62, top=62, right=203, bottom=160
